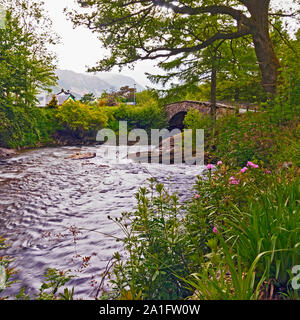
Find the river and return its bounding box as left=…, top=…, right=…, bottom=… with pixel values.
left=0, top=145, right=204, bottom=299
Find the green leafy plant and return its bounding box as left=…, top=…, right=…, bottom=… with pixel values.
left=47, top=95, right=59, bottom=108
left=56, top=100, right=108, bottom=139
left=0, top=105, right=62, bottom=148
left=35, top=268, right=74, bottom=300
left=225, top=177, right=300, bottom=292
left=103, top=179, right=200, bottom=300
left=0, top=237, right=17, bottom=298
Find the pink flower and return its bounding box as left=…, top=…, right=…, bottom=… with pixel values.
left=217, top=161, right=223, bottom=166
left=206, top=164, right=214, bottom=170
left=194, top=194, right=200, bottom=199
left=265, top=170, right=271, bottom=174
left=240, top=167, right=248, bottom=173
left=247, top=161, right=259, bottom=168
left=212, top=227, right=218, bottom=234
left=229, top=177, right=240, bottom=185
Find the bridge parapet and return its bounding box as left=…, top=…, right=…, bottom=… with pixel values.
left=165, top=100, right=236, bottom=122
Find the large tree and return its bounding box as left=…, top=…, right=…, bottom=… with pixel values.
left=68, top=0, right=299, bottom=95
left=0, top=0, right=58, bottom=108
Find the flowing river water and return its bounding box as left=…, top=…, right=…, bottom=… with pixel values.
left=0, top=145, right=205, bottom=299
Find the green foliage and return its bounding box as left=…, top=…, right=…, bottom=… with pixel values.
left=135, top=90, right=159, bottom=106
left=103, top=102, right=167, bottom=134
left=226, top=178, right=300, bottom=289
left=47, top=95, right=59, bottom=108
left=183, top=109, right=212, bottom=131
left=0, top=237, right=17, bottom=297
left=104, top=180, right=200, bottom=300
left=272, top=28, right=300, bottom=116
left=103, top=161, right=299, bottom=300
left=183, top=236, right=266, bottom=300
left=56, top=100, right=108, bottom=138
left=80, top=93, right=96, bottom=104
left=203, top=108, right=300, bottom=168
left=36, top=268, right=74, bottom=300
left=0, top=0, right=59, bottom=149
left=68, top=1, right=300, bottom=97
left=0, top=1, right=58, bottom=108
left=183, top=166, right=300, bottom=300
left=0, top=105, right=62, bottom=148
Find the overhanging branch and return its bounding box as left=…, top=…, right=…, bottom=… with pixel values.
left=139, top=28, right=252, bottom=60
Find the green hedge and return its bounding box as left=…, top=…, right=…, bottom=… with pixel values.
left=102, top=103, right=168, bottom=133
left=0, top=105, right=61, bottom=149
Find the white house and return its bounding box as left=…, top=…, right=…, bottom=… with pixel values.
left=37, top=89, right=76, bottom=107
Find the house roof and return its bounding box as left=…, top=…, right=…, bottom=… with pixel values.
left=45, top=89, right=76, bottom=106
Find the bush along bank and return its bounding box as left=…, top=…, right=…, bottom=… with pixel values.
left=0, top=99, right=168, bottom=154
left=0, top=105, right=63, bottom=151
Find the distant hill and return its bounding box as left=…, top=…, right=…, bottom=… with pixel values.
left=52, top=69, right=144, bottom=99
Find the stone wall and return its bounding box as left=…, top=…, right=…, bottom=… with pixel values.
left=165, top=101, right=236, bottom=121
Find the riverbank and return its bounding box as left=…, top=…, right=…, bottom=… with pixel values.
left=0, top=103, right=299, bottom=300
left=0, top=101, right=167, bottom=158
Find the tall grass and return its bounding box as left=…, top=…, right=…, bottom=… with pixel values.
left=183, top=176, right=300, bottom=300
left=225, top=177, right=300, bottom=289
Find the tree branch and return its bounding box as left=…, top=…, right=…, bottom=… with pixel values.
left=152, top=0, right=250, bottom=25
left=115, top=27, right=252, bottom=66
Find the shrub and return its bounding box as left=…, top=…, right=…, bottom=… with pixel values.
left=0, top=104, right=61, bottom=149
left=226, top=178, right=300, bottom=289
left=56, top=100, right=108, bottom=138
left=183, top=109, right=212, bottom=131
left=184, top=167, right=300, bottom=300
left=103, top=103, right=168, bottom=134
left=47, top=95, right=59, bottom=108
left=206, top=110, right=300, bottom=168
left=104, top=180, right=202, bottom=300
left=102, top=159, right=299, bottom=300
left=135, top=90, right=158, bottom=106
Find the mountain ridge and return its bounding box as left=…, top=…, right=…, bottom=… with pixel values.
left=52, top=69, right=145, bottom=99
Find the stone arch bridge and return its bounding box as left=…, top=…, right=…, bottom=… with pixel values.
left=165, top=100, right=236, bottom=130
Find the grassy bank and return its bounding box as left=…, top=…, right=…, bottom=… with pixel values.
left=184, top=105, right=300, bottom=169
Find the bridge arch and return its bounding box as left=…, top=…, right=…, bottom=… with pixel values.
left=165, top=101, right=236, bottom=129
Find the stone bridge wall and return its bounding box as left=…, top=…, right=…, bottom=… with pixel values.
left=165, top=101, right=236, bottom=121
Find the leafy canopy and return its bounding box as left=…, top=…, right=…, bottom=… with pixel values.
left=0, top=0, right=59, bottom=108
left=68, top=0, right=299, bottom=94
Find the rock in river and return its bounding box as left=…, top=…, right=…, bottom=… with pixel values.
left=65, top=152, right=97, bottom=160
left=0, top=148, right=18, bottom=158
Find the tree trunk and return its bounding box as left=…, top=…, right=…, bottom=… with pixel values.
left=210, top=61, right=217, bottom=124
left=246, top=0, right=280, bottom=95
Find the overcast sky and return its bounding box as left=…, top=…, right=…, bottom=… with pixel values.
left=42, top=0, right=163, bottom=88
left=41, top=0, right=298, bottom=89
